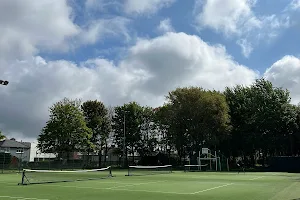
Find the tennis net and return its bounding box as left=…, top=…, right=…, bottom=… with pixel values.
left=127, top=165, right=172, bottom=176
left=184, top=164, right=208, bottom=172
left=19, top=166, right=112, bottom=185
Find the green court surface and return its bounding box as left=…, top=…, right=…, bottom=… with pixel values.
left=1, top=171, right=300, bottom=200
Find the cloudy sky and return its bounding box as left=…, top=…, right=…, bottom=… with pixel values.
left=1, top=0, right=300, bottom=141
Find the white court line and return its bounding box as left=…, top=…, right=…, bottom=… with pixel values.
left=249, top=176, right=265, bottom=180
left=47, top=183, right=235, bottom=195
left=0, top=196, right=48, bottom=200
left=190, top=183, right=234, bottom=194
left=107, top=187, right=190, bottom=195
left=47, top=184, right=190, bottom=195
left=107, top=180, right=167, bottom=189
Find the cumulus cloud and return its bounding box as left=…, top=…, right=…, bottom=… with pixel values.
left=157, top=18, right=174, bottom=33
left=0, top=0, right=79, bottom=62
left=0, top=31, right=258, bottom=140
left=264, top=55, right=300, bottom=104
left=124, top=0, right=175, bottom=15
left=193, top=0, right=290, bottom=57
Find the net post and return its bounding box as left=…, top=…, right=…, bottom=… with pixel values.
left=19, top=170, right=25, bottom=185
left=109, top=166, right=112, bottom=177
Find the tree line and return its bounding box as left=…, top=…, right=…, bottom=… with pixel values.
left=36, top=78, right=300, bottom=167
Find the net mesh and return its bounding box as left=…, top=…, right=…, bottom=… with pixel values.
left=19, top=166, right=112, bottom=185
left=127, top=165, right=172, bottom=176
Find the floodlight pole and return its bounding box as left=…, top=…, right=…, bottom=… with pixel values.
left=123, top=112, right=126, bottom=168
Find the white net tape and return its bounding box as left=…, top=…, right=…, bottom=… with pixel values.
left=23, top=166, right=111, bottom=173
left=129, top=165, right=172, bottom=169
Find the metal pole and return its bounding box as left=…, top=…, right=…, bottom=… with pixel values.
left=123, top=112, right=126, bottom=168
left=215, top=151, right=217, bottom=171
left=227, top=158, right=230, bottom=171
left=199, top=151, right=201, bottom=171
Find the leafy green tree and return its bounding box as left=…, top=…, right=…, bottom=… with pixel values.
left=165, top=87, right=231, bottom=164
left=104, top=105, right=115, bottom=165
left=81, top=100, right=111, bottom=167
left=112, top=102, right=144, bottom=166
left=38, top=98, right=93, bottom=159
left=293, top=105, right=300, bottom=155
left=224, top=78, right=296, bottom=165
left=136, top=106, right=158, bottom=158
left=0, top=130, right=5, bottom=140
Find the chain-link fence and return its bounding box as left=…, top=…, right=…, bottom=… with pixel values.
left=1, top=151, right=124, bottom=173
left=0, top=152, right=21, bottom=173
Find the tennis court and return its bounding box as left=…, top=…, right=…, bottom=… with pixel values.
left=1, top=170, right=300, bottom=200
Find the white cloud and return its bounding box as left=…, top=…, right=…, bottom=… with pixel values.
left=79, top=17, right=131, bottom=45
left=237, top=39, right=253, bottom=58
left=288, top=0, right=300, bottom=10
left=157, top=18, right=174, bottom=33
left=264, top=55, right=300, bottom=104
left=124, top=0, right=175, bottom=15
left=84, top=0, right=122, bottom=11
left=194, top=0, right=258, bottom=35
left=0, top=0, right=133, bottom=62
left=0, top=32, right=258, bottom=140
left=193, top=0, right=291, bottom=57
left=0, top=0, right=80, bottom=62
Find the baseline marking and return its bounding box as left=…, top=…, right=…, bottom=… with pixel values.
left=45, top=184, right=190, bottom=195
left=47, top=183, right=235, bottom=195
left=107, top=180, right=167, bottom=189
left=0, top=196, right=48, bottom=200
left=249, top=176, right=265, bottom=180
left=191, top=183, right=234, bottom=194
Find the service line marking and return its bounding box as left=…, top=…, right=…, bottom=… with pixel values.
left=107, top=180, right=167, bottom=189
left=249, top=176, right=265, bottom=180
left=191, top=183, right=234, bottom=194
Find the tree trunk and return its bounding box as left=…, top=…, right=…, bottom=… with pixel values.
left=98, top=148, right=102, bottom=168
left=104, top=142, right=108, bottom=167
left=86, top=151, right=90, bottom=168
left=131, top=146, right=134, bottom=165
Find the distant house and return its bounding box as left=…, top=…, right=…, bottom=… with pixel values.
left=0, top=139, right=31, bottom=162
left=30, top=142, right=56, bottom=162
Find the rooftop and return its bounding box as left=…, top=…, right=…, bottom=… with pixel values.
left=0, top=139, right=31, bottom=149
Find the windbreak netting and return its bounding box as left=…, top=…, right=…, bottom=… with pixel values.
left=127, top=165, right=172, bottom=176
left=19, top=166, right=112, bottom=185
left=184, top=164, right=208, bottom=172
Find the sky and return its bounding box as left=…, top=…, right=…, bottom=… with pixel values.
left=1, top=0, right=300, bottom=141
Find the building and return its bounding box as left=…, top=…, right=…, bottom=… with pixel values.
left=0, top=139, right=31, bottom=162
left=30, top=142, right=56, bottom=162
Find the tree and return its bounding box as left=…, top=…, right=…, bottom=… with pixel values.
left=38, top=98, right=93, bottom=159
left=104, top=105, right=115, bottom=165
left=81, top=100, right=111, bottom=167
left=112, top=102, right=144, bottom=166
left=0, top=130, right=5, bottom=140
left=136, top=106, right=158, bottom=158
left=224, top=78, right=296, bottom=165
left=165, top=87, right=231, bottom=164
